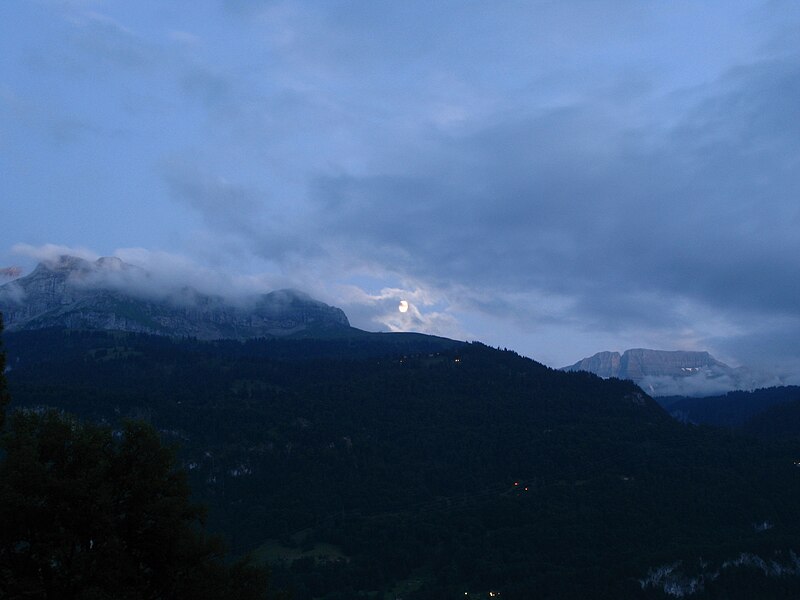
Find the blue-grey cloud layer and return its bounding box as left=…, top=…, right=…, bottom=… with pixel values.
left=2, top=1, right=799, bottom=369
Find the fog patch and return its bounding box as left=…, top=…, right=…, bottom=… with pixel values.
left=14, top=243, right=98, bottom=264
left=641, top=368, right=789, bottom=398
left=11, top=244, right=292, bottom=308
left=0, top=281, right=26, bottom=306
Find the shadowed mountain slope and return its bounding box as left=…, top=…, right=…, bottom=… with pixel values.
left=0, top=256, right=350, bottom=339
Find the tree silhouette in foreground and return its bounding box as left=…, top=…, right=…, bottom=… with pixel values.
left=0, top=313, right=276, bottom=600
left=0, top=314, right=9, bottom=429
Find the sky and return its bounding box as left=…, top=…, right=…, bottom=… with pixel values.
left=2, top=0, right=800, bottom=374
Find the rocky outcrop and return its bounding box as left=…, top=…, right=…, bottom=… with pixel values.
left=563, top=349, right=731, bottom=380
left=0, top=255, right=350, bottom=339
left=567, top=350, right=622, bottom=378
left=619, top=349, right=728, bottom=380
left=561, top=348, right=757, bottom=396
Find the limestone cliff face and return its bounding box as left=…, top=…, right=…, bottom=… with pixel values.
left=563, top=348, right=729, bottom=380
left=561, top=348, right=747, bottom=396
left=0, top=256, right=350, bottom=339
left=567, top=351, right=622, bottom=378
left=618, top=349, right=728, bottom=380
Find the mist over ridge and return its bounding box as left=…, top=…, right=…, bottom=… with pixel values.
left=563, top=348, right=790, bottom=397
left=3, top=252, right=798, bottom=395
left=0, top=254, right=350, bottom=340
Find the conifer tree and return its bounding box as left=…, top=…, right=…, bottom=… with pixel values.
left=0, top=313, right=9, bottom=429
left=0, top=315, right=275, bottom=599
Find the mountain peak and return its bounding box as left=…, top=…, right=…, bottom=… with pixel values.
left=0, top=255, right=350, bottom=338
left=563, top=348, right=728, bottom=377
left=49, top=254, right=92, bottom=270
left=561, top=348, right=744, bottom=396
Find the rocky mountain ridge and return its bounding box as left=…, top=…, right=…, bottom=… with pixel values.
left=562, top=348, right=781, bottom=397
left=563, top=348, right=729, bottom=379
left=0, top=255, right=350, bottom=339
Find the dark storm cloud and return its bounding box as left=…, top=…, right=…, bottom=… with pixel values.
left=221, top=0, right=279, bottom=16
left=304, top=53, right=800, bottom=337
left=180, top=66, right=236, bottom=111
left=7, top=1, right=799, bottom=370
left=75, top=16, right=157, bottom=69
left=159, top=162, right=325, bottom=262
left=161, top=163, right=262, bottom=232
left=47, top=11, right=161, bottom=75
left=713, top=319, right=800, bottom=374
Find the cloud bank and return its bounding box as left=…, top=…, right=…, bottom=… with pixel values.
left=3, top=1, right=800, bottom=372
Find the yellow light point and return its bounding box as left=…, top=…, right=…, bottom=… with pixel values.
left=398, top=300, right=409, bottom=313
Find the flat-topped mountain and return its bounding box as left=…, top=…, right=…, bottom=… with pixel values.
left=563, top=348, right=730, bottom=379
left=0, top=255, right=350, bottom=339
left=561, top=348, right=778, bottom=396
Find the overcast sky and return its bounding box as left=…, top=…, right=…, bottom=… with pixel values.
left=2, top=0, right=799, bottom=372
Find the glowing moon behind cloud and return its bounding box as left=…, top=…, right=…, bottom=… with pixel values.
left=398, top=300, right=409, bottom=313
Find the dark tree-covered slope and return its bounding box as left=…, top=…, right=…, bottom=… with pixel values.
left=0, top=415, right=273, bottom=600
left=0, top=315, right=9, bottom=429
left=743, top=397, right=800, bottom=441
left=5, top=328, right=800, bottom=599
left=661, top=386, right=800, bottom=429
left=0, top=321, right=277, bottom=600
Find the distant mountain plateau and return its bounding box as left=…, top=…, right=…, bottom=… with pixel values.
left=562, top=348, right=785, bottom=397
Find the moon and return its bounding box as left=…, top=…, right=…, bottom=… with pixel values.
left=398, top=300, right=409, bottom=313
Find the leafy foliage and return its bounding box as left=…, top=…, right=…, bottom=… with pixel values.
left=0, top=413, right=272, bottom=600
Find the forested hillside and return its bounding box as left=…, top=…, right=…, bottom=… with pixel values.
left=5, top=329, right=800, bottom=599
left=0, top=322, right=279, bottom=600
left=660, top=387, right=800, bottom=430
left=743, top=398, right=800, bottom=441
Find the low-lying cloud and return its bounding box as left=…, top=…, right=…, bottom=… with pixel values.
left=9, top=243, right=290, bottom=307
